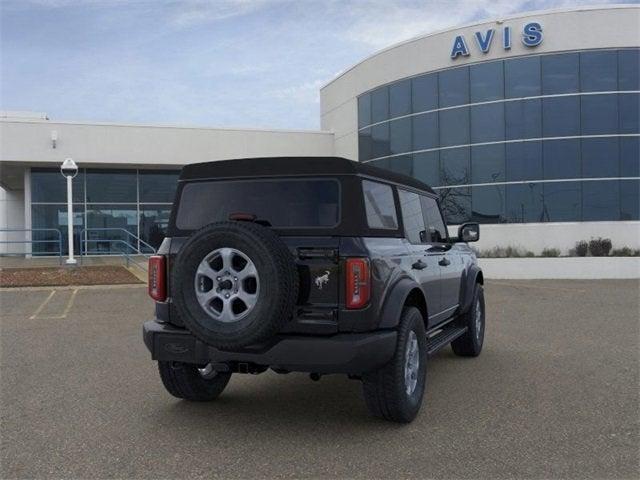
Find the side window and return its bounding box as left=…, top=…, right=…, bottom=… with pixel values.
left=420, top=195, right=448, bottom=243
left=362, top=180, right=398, bottom=229
left=398, top=189, right=427, bottom=244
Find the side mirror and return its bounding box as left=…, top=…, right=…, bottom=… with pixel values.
left=458, top=223, right=480, bottom=243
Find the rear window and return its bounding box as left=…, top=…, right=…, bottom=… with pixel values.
left=175, top=178, right=340, bottom=230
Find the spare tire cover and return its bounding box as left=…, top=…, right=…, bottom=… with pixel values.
left=172, top=221, right=299, bottom=350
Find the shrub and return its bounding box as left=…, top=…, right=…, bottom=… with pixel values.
left=540, top=248, right=561, bottom=257
left=478, top=246, right=535, bottom=258
left=610, top=247, right=640, bottom=257
left=588, top=237, right=612, bottom=257
left=574, top=240, right=589, bottom=257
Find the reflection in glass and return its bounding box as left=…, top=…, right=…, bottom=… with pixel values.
left=506, top=183, right=543, bottom=223
left=470, top=103, right=504, bottom=143
left=439, top=187, right=471, bottom=225
left=439, top=67, right=469, bottom=108
left=389, top=117, right=411, bottom=155
left=542, top=53, right=579, bottom=94
left=413, top=152, right=440, bottom=187
left=86, top=170, right=136, bottom=203
left=362, top=180, right=398, bottom=229
left=582, top=138, right=619, bottom=178
left=359, top=128, right=373, bottom=161
left=505, top=99, right=541, bottom=140
left=140, top=206, right=171, bottom=250
left=86, top=205, right=138, bottom=254
left=620, top=180, right=640, bottom=220
left=358, top=93, right=371, bottom=128
left=412, top=112, right=438, bottom=151
left=542, top=96, right=580, bottom=137
left=619, top=93, right=640, bottom=134
left=390, top=79, right=411, bottom=118
left=386, top=155, right=413, bottom=176
left=439, top=108, right=469, bottom=147
left=543, top=182, right=581, bottom=222
left=371, top=87, right=389, bottom=123
left=139, top=171, right=179, bottom=203
left=543, top=139, right=580, bottom=180
left=581, top=94, right=619, bottom=135
left=31, top=204, right=84, bottom=255
left=31, top=169, right=85, bottom=203
left=580, top=51, right=617, bottom=92
left=506, top=142, right=543, bottom=182
left=583, top=181, right=620, bottom=221
left=412, top=73, right=438, bottom=113
left=470, top=61, right=504, bottom=102
left=505, top=56, right=540, bottom=98
left=618, top=49, right=640, bottom=91
left=371, top=123, right=390, bottom=158
left=472, top=185, right=505, bottom=223
left=398, top=189, right=425, bottom=244
left=471, top=144, right=505, bottom=183
left=440, top=148, right=470, bottom=186
left=620, top=137, right=640, bottom=177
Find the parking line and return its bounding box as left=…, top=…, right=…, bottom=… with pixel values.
left=38, top=289, right=80, bottom=320
left=29, top=290, right=56, bottom=319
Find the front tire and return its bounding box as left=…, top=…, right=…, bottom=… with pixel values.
left=158, top=361, right=232, bottom=401
left=362, top=307, right=427, bottom=423
left=451, top=283, right=485, bottom=357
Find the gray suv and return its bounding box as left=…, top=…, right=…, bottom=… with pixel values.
left=143, top=156, right=485, bottom=423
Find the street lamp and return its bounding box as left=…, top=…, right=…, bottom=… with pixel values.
left=60, top=158, right=78, bottom=265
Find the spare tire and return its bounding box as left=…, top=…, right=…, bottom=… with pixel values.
left=172, top=221, right=299, bottom=350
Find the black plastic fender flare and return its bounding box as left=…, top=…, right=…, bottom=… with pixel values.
left=459, top=265, right=484, bottom=314
left=377, top=277, right=426, bottom=329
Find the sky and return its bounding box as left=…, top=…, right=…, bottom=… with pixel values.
left=1, top=0, right=636, bottom=130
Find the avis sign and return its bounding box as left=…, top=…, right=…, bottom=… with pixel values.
left=450, top=22, right=543, bottom=59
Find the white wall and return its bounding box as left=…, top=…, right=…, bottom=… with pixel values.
left=479, top=257, right=640, bottom=279
left=0, top=186, right=25, bottom=254
left=0, top=119, right=335, bottom=168
left=320, top=5, right=640, bottom=156
left=448, top=221, right=640, bottom=255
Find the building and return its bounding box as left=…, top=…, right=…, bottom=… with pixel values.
left=1, top=5, right=638, bottom=256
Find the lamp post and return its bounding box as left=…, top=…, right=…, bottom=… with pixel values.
left=60, top=158, right=78, bottom=265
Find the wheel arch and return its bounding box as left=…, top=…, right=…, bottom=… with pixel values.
left=459, top=265, right=483, bottom=314
left=378, top=279, right=428, bottom=329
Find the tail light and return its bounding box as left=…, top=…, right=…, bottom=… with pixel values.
left=148, top=255, right=166, bottom=302
left=346, top=258, right=370, bottom=309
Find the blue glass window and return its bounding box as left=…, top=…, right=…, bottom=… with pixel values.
left=31, top=204, right=84, bottom=255
left=31, top=168, right=85, bottom=203
left=140, top=205, right=172, bottom=250
left=543, top=139, right=580, bottom=180
left=541, top=53, right=579, bottom=94
left=505, top=56, right=541, bottom=98
left=581, top=94, right=618, bottom=135
left=371, top=123, right=390, bottom=158
left=439, top=108, right=469, bottom=147
left=619, top=93, right=640, bottom=134
left=582, top=138, right=619, bottom=178
left=440, top=187, right=471, bottom=224
left=472, top=185, right=505, bottom=223
left=412, top=73, right=438, bottom=113
left=618, top=49, right=640, bottom=91
left=387, top=155, right=413, bottom=176
left=390, top=79, right=411, bottom=118
left=506, top=183, right=543, bottom=223
left=470, top=61, right=504, bottom=102
left=440, top=148, right=469, bottom=185
left=86, top=204, right=138, bottom=253
left=543, top=182, right=581, bottom=222
left=620, top=137, right=640, bottom=177
left=470, top=103, right=504, bottom=143
left=358, top=128, right=372, bottom=161
left=471, top=144, right=505, bottom=183
left=86, top=170, right=136, bottom=203
left=389, top=117, right=411, bottom=155
left=413, top=152, right=440, bottom=187
left=583, top=180, right=620, bottom=221
left=439, top=67, right=469, bottom=108
left=358, top=94, right=371, bottom=128
left=542, top=96, right=580, bottom=137
left=620, top=179, right=640, bottom=220
left=505, top=99, right=542, bottom=140
left=371, top=87, right=389, bottom=123
left=580, top=51, right=617, bottom=92
left=412, top=112, right=438, bottom=151
left=506, top=142, right=543, bottom=182
left=139, top=171, right=179, bottom=203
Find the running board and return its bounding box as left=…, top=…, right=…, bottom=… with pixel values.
left=426, top=326, right=467, bottom=356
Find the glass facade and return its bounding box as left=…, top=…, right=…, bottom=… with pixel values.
left=30, top=168, right=179, bottom=254
left=357, top=48, right=640, bottom=224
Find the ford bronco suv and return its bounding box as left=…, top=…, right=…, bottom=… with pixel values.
left=143, top=156, right=485, bottom=423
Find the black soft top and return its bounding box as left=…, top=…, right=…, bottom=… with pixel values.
left=179, top=156, right=435, bottom=194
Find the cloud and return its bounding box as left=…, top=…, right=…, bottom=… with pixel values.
left=168, top=0, right=282, bottom=28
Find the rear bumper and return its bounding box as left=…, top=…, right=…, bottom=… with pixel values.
left=142, top=320, right=397, bottom=374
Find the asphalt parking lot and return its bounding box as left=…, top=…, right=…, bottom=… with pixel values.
left=1, top=280, right=638, bottom=479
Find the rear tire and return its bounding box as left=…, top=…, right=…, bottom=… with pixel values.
left=451, top=283, right=485, bottom=357
left=158, top=361, right=231, bottom=401
left=362, top=307, right=427, bottom=423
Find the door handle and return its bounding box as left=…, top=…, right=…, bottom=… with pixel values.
left=438, top=257, right=451, bottom=267
left=412, top=259, right=427, bottom=270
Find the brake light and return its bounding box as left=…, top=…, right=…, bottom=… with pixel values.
left=346, top=258, right=370, bottom=309
left=148, top=255, right=166, bottom=302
